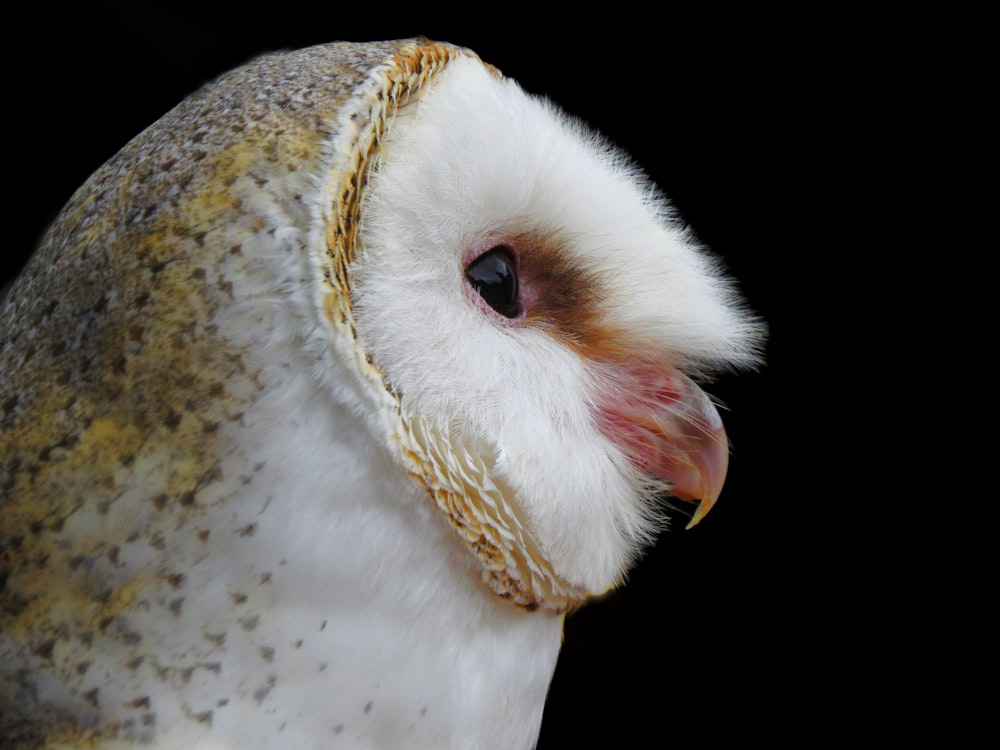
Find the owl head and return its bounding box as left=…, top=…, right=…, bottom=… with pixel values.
left=311, top=45, right=764, bottom=610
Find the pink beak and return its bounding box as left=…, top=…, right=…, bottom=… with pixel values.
left=597, top=364, right=730, bottom=529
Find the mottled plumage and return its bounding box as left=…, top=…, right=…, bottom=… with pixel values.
left=1, top=39, right=762, bottom=748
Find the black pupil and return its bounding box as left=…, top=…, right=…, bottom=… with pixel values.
left=466, top=247, right=520, bottom=318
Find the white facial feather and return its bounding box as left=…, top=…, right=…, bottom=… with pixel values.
left=353, top=57, right=761, bottom=592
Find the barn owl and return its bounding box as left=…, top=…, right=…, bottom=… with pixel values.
left=0, top=39, right=763, bottom=748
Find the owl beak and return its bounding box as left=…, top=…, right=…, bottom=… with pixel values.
left=599, top=366, right=730, bottom=529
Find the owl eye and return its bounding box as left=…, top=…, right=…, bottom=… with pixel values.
left=465, top=246, right=521, bottom=318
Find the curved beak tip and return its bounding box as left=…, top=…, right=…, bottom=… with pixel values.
left=684, top=495, right=717, bottom=530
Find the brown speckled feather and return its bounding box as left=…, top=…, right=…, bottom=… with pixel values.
left=0, top=39, right=455, bottom=746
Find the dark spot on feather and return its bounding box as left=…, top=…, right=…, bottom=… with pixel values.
left=127, top=696, right=151, bottom=709
left=253, top=676, right=276, bottom=704
left=2, top=395, right=18, bottom=421
left=84, top=688, right=100, bottom=707
left=230, top=592, right=248, bottom=605
left=33, top=639, right=56, bottom=661
left=259, top=646, right=275, bottom=662
left=169, top=598, right=184, bottom=616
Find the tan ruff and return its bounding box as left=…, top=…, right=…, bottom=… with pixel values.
left=319, top=41, right=590, bottom=614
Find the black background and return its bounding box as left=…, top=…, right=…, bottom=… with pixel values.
left=4, top=5, right=933, bottom=748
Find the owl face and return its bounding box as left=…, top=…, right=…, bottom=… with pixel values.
left=349, top=57, right=761, bottom=599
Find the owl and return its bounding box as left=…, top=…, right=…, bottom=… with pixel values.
left=0, top=39, right=763, bottom=748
